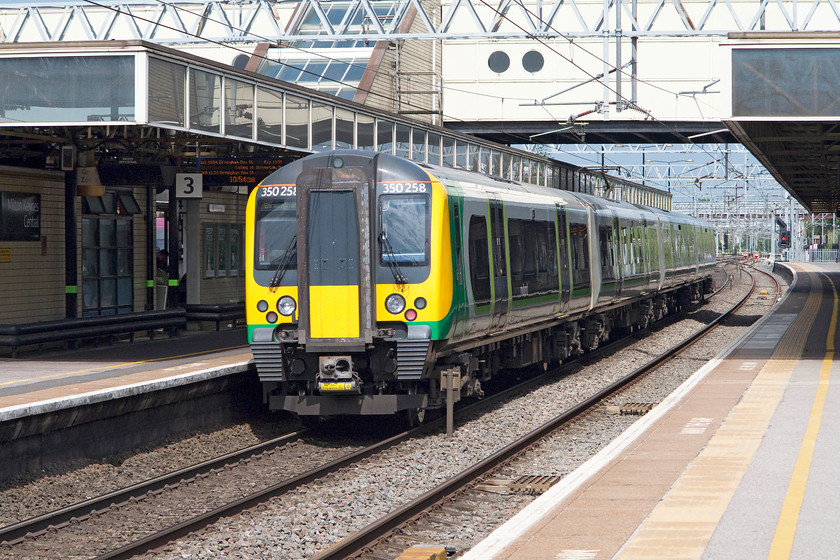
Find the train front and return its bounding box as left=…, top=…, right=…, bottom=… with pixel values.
left=246, top=150, right=453, bottom=420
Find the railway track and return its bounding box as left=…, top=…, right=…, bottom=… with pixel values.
left=308, top=268, right=769, bottom=560
left=0, top=265, right=774, bottom=560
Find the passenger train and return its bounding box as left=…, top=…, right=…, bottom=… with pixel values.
left=246, top=150, right=716, bottom=423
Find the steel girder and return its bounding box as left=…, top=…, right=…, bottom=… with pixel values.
left=3, top=0, right=840, bottom=45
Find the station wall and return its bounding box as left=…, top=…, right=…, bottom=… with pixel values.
left=0, top=167, right=66, bottom=323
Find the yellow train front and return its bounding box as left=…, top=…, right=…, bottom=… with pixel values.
left=246, top=150, right=452, bottom=421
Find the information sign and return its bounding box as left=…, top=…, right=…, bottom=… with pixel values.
left=198, top=157, right=284, bottom=188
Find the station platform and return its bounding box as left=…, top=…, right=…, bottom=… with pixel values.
left=461, top=262, right=839, bottom=560
left=0, top=327, right=252, bottom=423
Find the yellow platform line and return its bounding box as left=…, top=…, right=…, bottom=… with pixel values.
left=616, top=270, right=823, bottom=560
left=767, top=274, right=837, bottom=559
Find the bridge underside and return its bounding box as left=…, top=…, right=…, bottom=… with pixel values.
left=445, top=120, right=737, bottom=146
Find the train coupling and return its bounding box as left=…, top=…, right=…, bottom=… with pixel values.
left=316, top=356, right=362, bottom=394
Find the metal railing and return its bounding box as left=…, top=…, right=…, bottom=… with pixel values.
left=805, top=249, right=839, bottom=263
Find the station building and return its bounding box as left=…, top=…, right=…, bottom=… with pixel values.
left=0, top=40, right=668, bottom=333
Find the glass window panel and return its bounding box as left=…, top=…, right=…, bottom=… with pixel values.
left=257, top=88, right=283, bottom=144
left=501, top=152, right=512, bottom=179
left=376, top=119, right=393, bottom=153
left=100, top=278, right=116, bottom=309
left=277, top=63, right=303, bottom=82
left=411, top=129, right=426, bottom=162
left=255, top=58, right=283, bottom=79
left=83, top=279, right=99, bottom=311
left=117, top=249, right=130, bottom=276
left=344, top=62, right=365, bottom=82
left=468, top=144, right=479, bottom=172
left=204, top=223, right=216, bottom=278
left=217, top=224, right=227, bottom=277
left=323, top=61, right=349, bottom=83
left=312, top=102, right=333, bottom=150
left=395, top=124, right=410, bottom=158
left=732, top=48, right=840, bottom=117
left=117, top=278, right=132, bottom=306
left=512, top=155, right=521, bottom=181
left=298, top=61, right=328, bottom=82
left=115, top=220, right=130, bottom=251
left=0, top=55, right=134, bottom=123
left=99, top=217, right=115, bottom=247
left=442, top=136, right=455, bottom=167
left=148, top=58, right=185, bottom=127
left=491, top=150, right=501, bottom=177
left=82, top=217, right=97, bottom=247
left=189, top=69, right=221, bottom=133
left=427, top=133, right=441, bottom=165
left=285, top=95, right=309, bottom=149
left=100, top=249, right=116, bottom=276
left=225, top=78, right=254, bottom=139
left=479, top=147, right=490, bottom=174
left=335, top=107, right=354, bottom=149
left=522, top=159, right=532, bottom=184
left=456, top=142, right=467, bottom=168
left=82, top=248, right=98, bottom=278
left=230, top=225, right=239, bottom=276
left=539, top=162, right=547, bottom=186
left=357, top=113, right=375, bottom=150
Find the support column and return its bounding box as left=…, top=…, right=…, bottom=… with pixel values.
left=185, top=198, right=200, bottom=304
left=64, top=170, right=77, bottom=318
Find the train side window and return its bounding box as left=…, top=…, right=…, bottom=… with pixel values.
left=569, top=221, right=590, bottom=289
left=508, top=218, right=558, bottom=299
left=468, top=216, right=491, bottom=305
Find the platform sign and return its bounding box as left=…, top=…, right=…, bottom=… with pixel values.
left=176, top=173, right=203, bottom=198
left=0, top=192, right=40, bottom=241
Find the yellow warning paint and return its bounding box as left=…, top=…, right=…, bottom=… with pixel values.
left=767, top=274, right=837, bottom=559
left=309, top=285, right=359, bottom=339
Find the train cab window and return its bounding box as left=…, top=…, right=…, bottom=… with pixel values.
left=254, top=196, right=298, bottom=284
left=468, top=216, right=491, bottom=305
left=379, top=195, right=429, bottom=266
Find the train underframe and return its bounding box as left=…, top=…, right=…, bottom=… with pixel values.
left=261, top=278, right=713, bottom=421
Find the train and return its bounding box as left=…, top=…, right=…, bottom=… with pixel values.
left=246, top=150, right=716, bottom=424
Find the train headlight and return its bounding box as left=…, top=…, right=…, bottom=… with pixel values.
left=266, top=311, right=278, bottom=324
left=414, top=297, right=427, bottom=310
left=257, top=300, right=269, bottom=312
left=277, top=296, right=296, bottom=316
left=385, top=293, right=406, bottom=314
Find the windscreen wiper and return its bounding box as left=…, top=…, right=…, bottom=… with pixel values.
left=269, top=234, right=297, bottom=292
left=378, top=232, right=407, bottom=285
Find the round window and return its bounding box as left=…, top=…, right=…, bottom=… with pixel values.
left=488, top=51, right=511, bottom=74
left=232, top=54, right=250, bottom=70
left=522, top=50, right=544, bottom=73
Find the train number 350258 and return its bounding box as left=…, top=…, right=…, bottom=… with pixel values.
left=382, top=182, right=428, bottom=193
left=261, top=186, right=297, bottom=197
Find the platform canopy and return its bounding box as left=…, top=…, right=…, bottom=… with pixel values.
left=724, top=33, right=840, bottom=213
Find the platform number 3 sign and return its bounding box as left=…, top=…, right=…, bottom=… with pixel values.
left=176, top=173, right=203, bottom=199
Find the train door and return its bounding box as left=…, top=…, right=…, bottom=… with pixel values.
left=489, top=199, right=508, bottom=331
left=296, top=166, right=372, bottom=350
left=556, top=203, right=571, bottom=312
